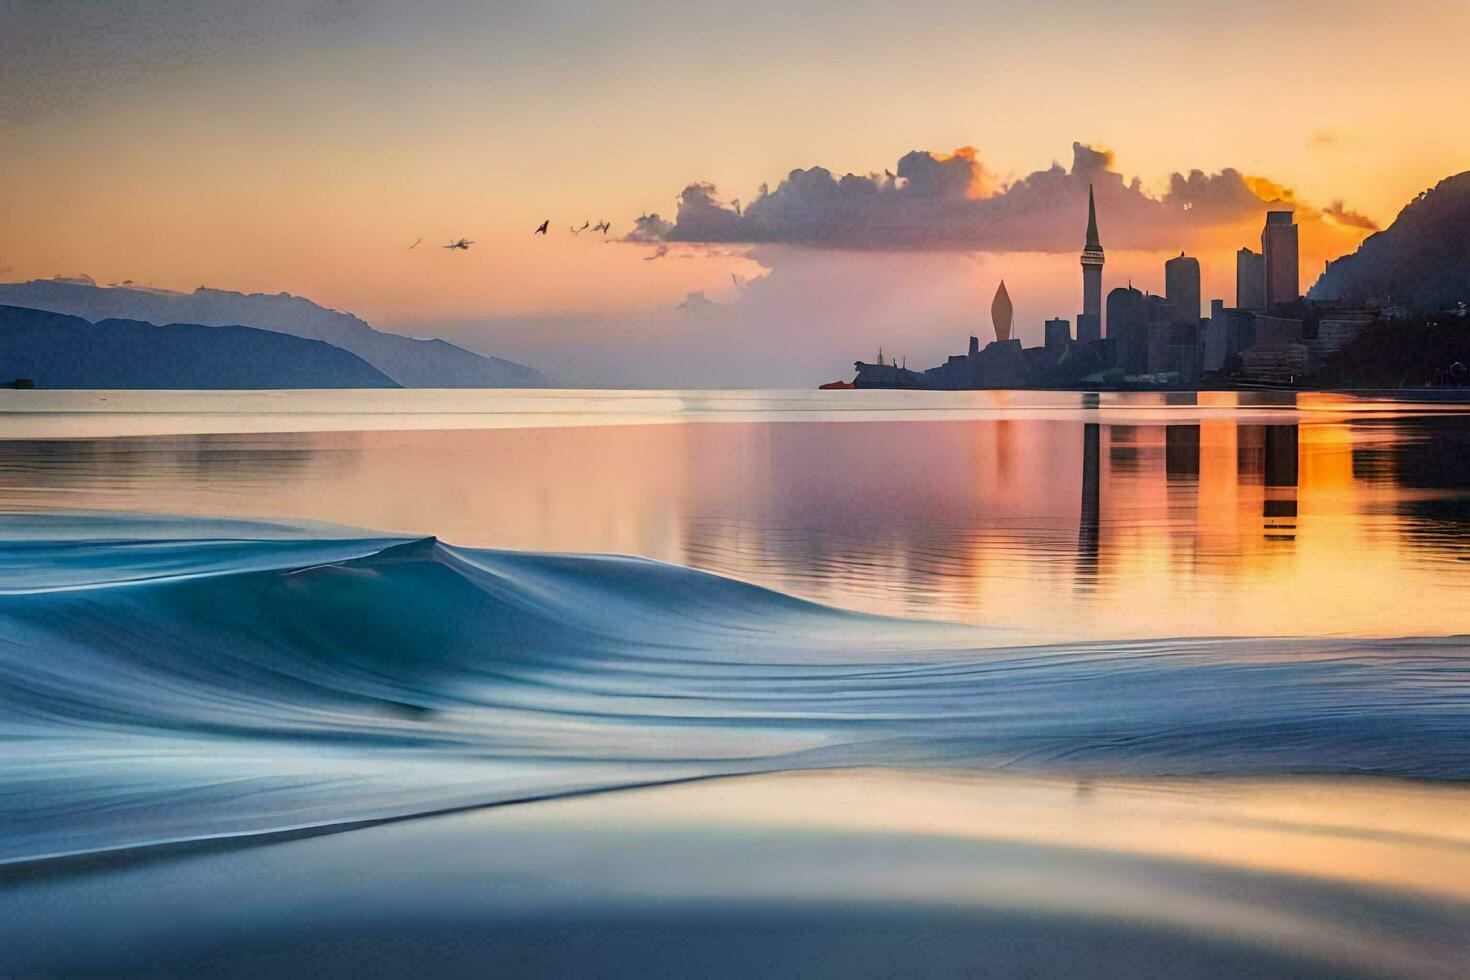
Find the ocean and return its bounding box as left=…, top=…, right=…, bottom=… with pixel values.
left=1, top=388, right=1468, bottom=977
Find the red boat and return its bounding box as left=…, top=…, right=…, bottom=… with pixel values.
left=818, top=379, right=855, bottom=390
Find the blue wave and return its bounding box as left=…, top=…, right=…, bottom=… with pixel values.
left=3, top=514, right=1469, bottom=865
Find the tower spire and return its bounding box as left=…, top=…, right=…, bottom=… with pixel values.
left=1077, top=184, right=1105, bottom=344
left=1085, top=183, right=1101, bottom=252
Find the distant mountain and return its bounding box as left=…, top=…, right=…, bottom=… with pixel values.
left=0, top=279, right=546, bottom=387
left=0, top=305, right=398, bottom=389
left=1309, top=170, right=1470, bottom=312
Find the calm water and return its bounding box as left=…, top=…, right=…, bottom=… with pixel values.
left=2, top=388, right=1467, bottom=642
left=5, top=389, right=1470, bottom=977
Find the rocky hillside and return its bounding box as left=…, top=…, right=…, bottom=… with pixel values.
left=1309, top=171, right=1470, bottom=312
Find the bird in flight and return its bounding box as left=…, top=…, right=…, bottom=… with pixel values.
left=408, top=237, right=422, bottom=250
left=534, top=220, right=550, bottom=235
left=593, top=220, right=611, bottom=235
left=570, top=220, right=590, bottom=236
left=442, top=238, right=474, bottom=250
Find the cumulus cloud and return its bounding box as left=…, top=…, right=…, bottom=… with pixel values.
left=631, top=141, right=1376, bottom=253
left=627, top=213, right=674, bottom=244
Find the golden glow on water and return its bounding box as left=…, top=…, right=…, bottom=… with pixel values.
left=0, top=390, right=1467, bottom=642
left=441, top=768, right=1470, bottom=977
left=601, top=769, right=1470, bottom=903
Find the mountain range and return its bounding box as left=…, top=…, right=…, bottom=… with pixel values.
left=1310, top=170, right=1470, bottom=312
left=0, top=278, right=546, bottom=387
left=0, top=305, right=398, bottom=389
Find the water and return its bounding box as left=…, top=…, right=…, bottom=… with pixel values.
left=3, top=388, right=1470, bottom=977
left=2, top=389, right=1467, bottom=641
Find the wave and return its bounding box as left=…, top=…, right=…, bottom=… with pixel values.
left=2, top=514, right=1469, bottom=865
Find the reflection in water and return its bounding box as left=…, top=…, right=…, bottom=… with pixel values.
left=1264, top=424, right=1300, bottom=540
left=0, top=400, right=1467, bottom=642
left=1075, top=423, right=1100, bottom=591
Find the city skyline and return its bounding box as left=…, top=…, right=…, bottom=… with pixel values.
left=4, top=1, right=1468, bottom=385
left=852, top=189, right=1328, bottom=389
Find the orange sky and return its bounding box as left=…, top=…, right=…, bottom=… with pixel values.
left=1, top=0, right=1466, bottom=368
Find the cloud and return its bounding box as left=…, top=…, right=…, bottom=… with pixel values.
left=627, top=213, right=674, bottom=244
left=1320, top=199, right=1379, bottom=230
left=630, top=141, right=1376, bottom=255
left=1069, top=142, right=1114, bottom=177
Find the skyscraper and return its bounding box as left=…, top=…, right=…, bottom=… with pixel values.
left=1164, top=252, right=1201, bottom=327
left=1078, top=185, right=1104, bottom=344
left=1106, top=285, right=1145, bottom=374
left=1236, top=247, right=1266, bottom=311
left=1262, top=211, right=1299, bottom=307
left=1144, top=293, right=1176, bottom=375
left=991, top=280, right=1013, bottom=343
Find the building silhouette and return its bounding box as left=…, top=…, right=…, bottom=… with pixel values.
left=1106, top=285, right=1146, bottom=374
left=1165, top=252, right=1201, bottom=328
left=1078, top=185, right=1105, bottom=344
left=1045, top=317, right=1071, bottom=349
left=1203, top=299, right=1228, bottom=372
left=991, top=280, right=1014, bottom=343
left=1262, top=211, right=1299, bottom=307
left=1236, top=247, right=1266, bottom=311
left=1144, top=293, right=1176, bottom=374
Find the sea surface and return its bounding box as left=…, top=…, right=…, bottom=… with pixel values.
left=2, top=388, right=1469, bottom=977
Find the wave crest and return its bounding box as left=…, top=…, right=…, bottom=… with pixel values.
left=2, top=515, right=1468, bottom=864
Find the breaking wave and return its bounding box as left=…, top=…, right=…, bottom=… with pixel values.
left=2, top=514, right=1469, bottom=865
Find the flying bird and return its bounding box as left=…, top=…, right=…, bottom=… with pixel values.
left=408, top=237, right=422, bottom=250
left=570, top=220, right=590, bottom=236
left=442, top=238, right=474, bottom=250
left=593, top=220, right=611, bottom=234
left=534, top=220, right=550, bottom=235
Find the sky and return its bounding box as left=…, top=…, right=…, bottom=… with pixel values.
left=2, top=0, right=1468, bottom=384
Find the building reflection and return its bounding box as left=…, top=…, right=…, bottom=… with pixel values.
left=1263, top=424, right=1300, bottom=540
left=1165, top=425, right=1201, bottom=481
left=0, top=402, right=1464, bottom=641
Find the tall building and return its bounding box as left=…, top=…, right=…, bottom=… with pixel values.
left=1044, top=317, right=1071, bottom=349
left=1106, top=285, right=1145, bottom=374
left=1164, top=252, right=1201, bottom=327
left=1236, top=247, right=1266, bottom=311
left=1262, top=211, right=1299, bottom=307
left=991, top=280, right=1013, bottom=343
left=1078, top=184, right=1104, bottom=345
left=1204, top=299, right=1228, bottom=372
left=1144, top=294, right=1176, bottom=375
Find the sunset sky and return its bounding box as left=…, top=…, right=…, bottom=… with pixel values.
left=3, top=0, right=1468, bottom=384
